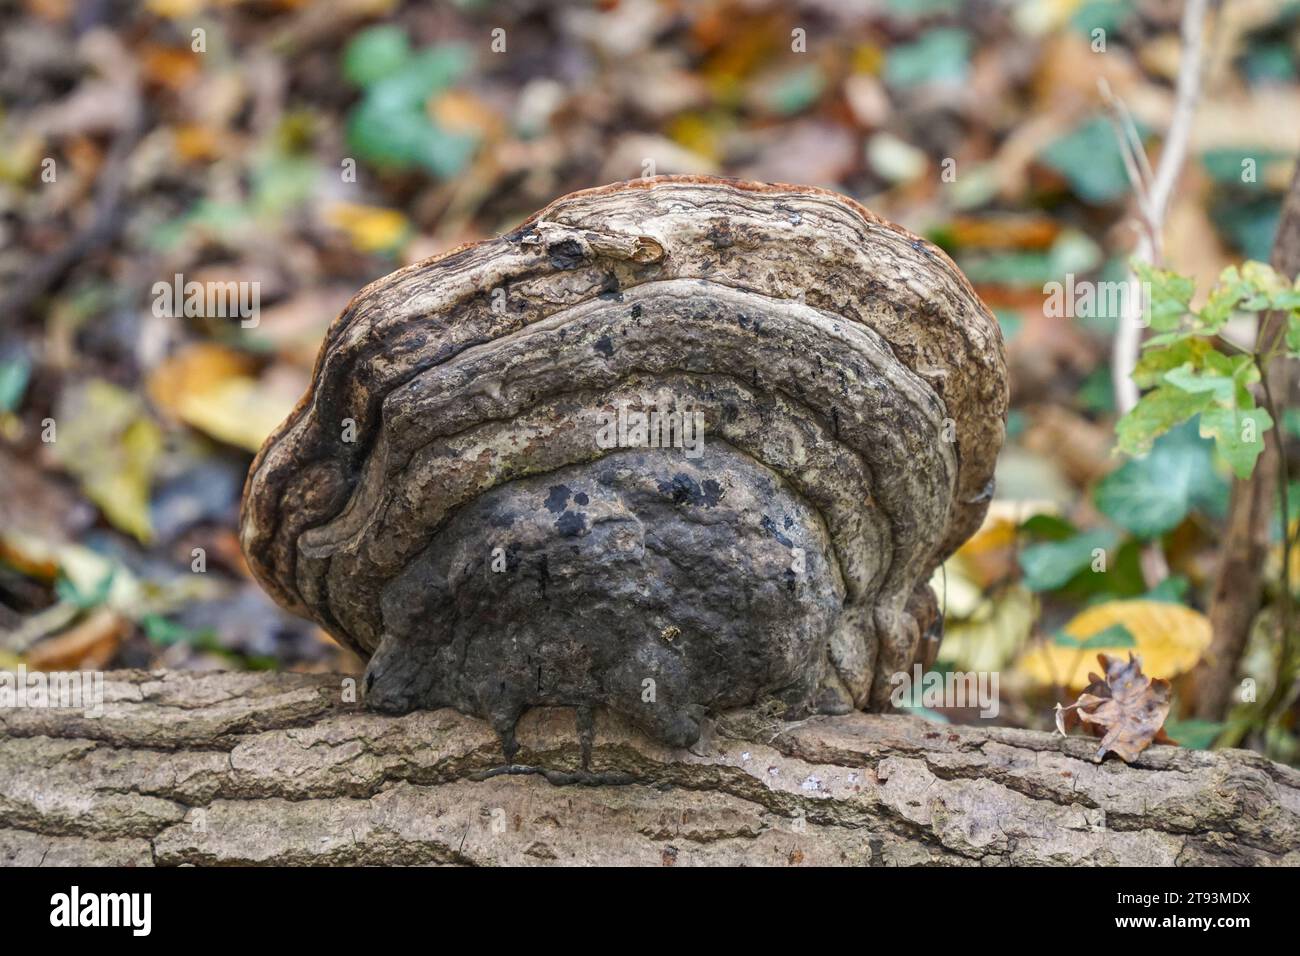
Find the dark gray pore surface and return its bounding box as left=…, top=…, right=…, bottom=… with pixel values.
left=365, top=444, right=843, bottom=754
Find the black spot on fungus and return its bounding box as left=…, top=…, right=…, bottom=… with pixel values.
left=597, top=275, right=623, bottom=301
left=573, top=491, right=589, bottom=506
left=547, top=239, right=586, bottom=270
left=594, top=335, right=614, bottom=357
left=544, top=485, right=571, bottom=515
left=700, top=479, right=723, bottom=506
left=556, top=511, right=587, bottom=537
left=761, top=514, right=794, bottom=548
left=707, top=222, right=735, bottom=249
left=658, top=473, right=724, bottom=508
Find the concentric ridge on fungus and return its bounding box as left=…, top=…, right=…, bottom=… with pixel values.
left=240, top=175, right=1007, bottom=755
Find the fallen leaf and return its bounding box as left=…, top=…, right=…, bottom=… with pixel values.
left=935, top=582, right=1037, bottom=674
left=173, top=369, right=303, bottom=453
left=1018, top=599, right=1212, bottom=688
left=1021, top=404, right=1117, bottom=487
left=25, top=607, right=127, bottom=671
left=148, top=344, right=304, bottom=452
left=172, top=123, right=224, bottom=163
left=139, top=44, right=202, bottom=92
left=324, top=202, right=411, bottom=254
left=148, top=342, right=256, bottom=413
left=1055, top=653, right=1173, bottom=762
left=52, top=380, right=163, bottom=543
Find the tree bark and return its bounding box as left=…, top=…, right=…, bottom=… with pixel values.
left=1, top=670, right=1297, bottom=866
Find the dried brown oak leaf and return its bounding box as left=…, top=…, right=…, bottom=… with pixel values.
left=1053, top=653, right=1174, bottom=763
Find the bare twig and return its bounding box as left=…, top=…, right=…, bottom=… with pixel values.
left=1104, top=0, right=1213, bottom=416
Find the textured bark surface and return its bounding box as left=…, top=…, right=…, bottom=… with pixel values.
left=2, top=670, right=1297, bottom=866
left=239, top=176, right=1008, bottom=742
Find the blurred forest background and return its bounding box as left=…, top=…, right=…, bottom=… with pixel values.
left=2, top=0, right=1299, bottom=761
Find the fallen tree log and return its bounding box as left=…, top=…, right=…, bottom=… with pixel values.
left=1, top=670, right=1297, bottom=866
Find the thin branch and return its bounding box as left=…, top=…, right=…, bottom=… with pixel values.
left=1105, top=0, right=1213, bottom=416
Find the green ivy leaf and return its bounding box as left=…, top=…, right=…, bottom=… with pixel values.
left=1162, top=351, right=1257, bottom=407
left=1142, top=574, right=1191, bottom=604
left=1018, top=513, right=1077, bottom=541
left=884, top=28, right=971, bottom=88
left=1134, top=261, right=1195, bottom=331
left=1040, top=116, right=1132, bottom=205
left=343, top=25, right=412, bottom=88
left=1200, top=149, right=1288, bottom=188
left=344, top=44, right=475, bottom=176
left=1020, top=529, right=1119, bottom=592
left=1052, top=622, right=1137, bottom=649
left=1199, top=405, right=1274, bottom=479
left=1095, top=424, right=1225, bottom=538
left=1116, top=384, right=1215, bottom=456
left=0, top=357, right=31, bottom=413
left=1162, top=718, right=1224, bottom=750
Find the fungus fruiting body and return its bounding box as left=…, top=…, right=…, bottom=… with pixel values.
left=240, top=176, right=1007, bottom=755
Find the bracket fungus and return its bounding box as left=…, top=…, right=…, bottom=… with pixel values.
left=240, top=176, right=1007, bottom=756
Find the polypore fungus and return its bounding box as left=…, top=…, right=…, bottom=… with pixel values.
left=240, top=176, right=1007, bottom=756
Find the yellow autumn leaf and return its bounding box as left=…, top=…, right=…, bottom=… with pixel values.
left=53, top=380, right=162, bottom=543
left=92, top=418, right=163, bottom=540
left=148, top=343, right=301, bottom=452
left=1268, top=517, right=1300, bottom=593
left=145, top=0, right=205, bottom=19
left=851, top=44, right=884, bottom=75
left=173, top=123, right=222, bottom=163
left=173, top=376, right=295, bottom=452
left=325, top=202, right=410, bottom=254
left=429, top=89, right=500, bottom=139
left=149, top=342, right=254, bottom=413
left=948, top=499, right=1058, bottom=589
left=666, top=113, right=723, bottom=163
left=1016, top=600, right=1212, bottom=689
left=936, top=583, right=1037, bottom=674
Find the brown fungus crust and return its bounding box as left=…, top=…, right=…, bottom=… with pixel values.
left=240, top=176, right=1007, bottom=748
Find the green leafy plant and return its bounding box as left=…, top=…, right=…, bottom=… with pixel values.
left=1095, top=420, right=1227, bottom=537
left=1117, top=261, right=1300, bottom=477
left=1116, top=259, right=1300, bottom=752
left=342, top=25, right=477, bottom=177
